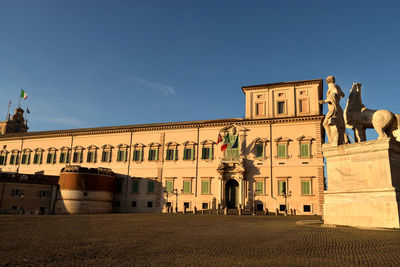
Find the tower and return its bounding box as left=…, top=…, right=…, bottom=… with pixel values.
left=0, top=108, right=28, bottom=135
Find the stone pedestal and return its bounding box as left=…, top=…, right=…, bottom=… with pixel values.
left=323, top=138, right=400, bottom=229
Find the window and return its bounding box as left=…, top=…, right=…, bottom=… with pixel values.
left=201, top=180, right=210, bottom=194
left=148, top=143, right=160, bottom=161
left=101, top=145, right=113, bottom=162
left=59, top=147, right=70, bottom=164
left=277, top=144, right=287, bottom=158
left=303, top=205, right=311, bottom=212
left=33, top=149, right=43, bottom=164
left=301, top=180, right=312, bottom=195
left=165, top=180, right=174, bottom=193
left=46, top=148, right=57, bottom=164
left=87, top=146, right=98, bottom=163
left=0, top=150, right=8, bottom=165
left=256, top=181, right=264, bottom=194
left=147, top=180, right=155, bottom=193
left=279, top=204, right=286, bottom=212
left=116, top=144, right=129, bottom=162
left=147, top=201, right=153, bottom=208
left=21, top=149, right=31, bottom=165
left=255, top=143, right=264, bottom=158
left=299, top=99, right=309, bottom=113
left=132, top=201, right=137, bottom=207
left=201, top=140, right=215, bottom=160
left=83, top=192, right=89, bottom=198
left=9, top=150, right=19, bottom=165
left=183, top=148, right=195, bottom=160
left=115, top=200, right=120, bottom=207
left=116, top=180, right=122, bottom=193
left=132, top=179, right=139, bottom=193
left=277, top=101, right=285, bottom=115
left=165, top=143, right=178, bottom=161
left=183, top=180, right=192, bottom=194
left=256, top=103, right=264, bottom=116
left=300, top=143, right=310, bottom=157
left=202, top=203, right=209, bottom=209
left=72, top=146, right=84, bottom=163
left=223, top=133, right=239, bottom=160
left=278, top=180, right=287, bottom=195
left=184, top=202, right=190, bottom=209
left=40, top=190, right=49, bottom=199
left=12, top=189, right=22, bottom=197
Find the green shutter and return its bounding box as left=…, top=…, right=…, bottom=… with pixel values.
left=148, top=181, right=154, bottom=193
left=300, top=143, right=309, bottom=157
left=278, top=181, right=283, bottom=195
left=256, top=181, right=263, bottom=194
left=202, top=180, right=210, bottom=194
left=256, top=144, right=264, bottom=158
left=166, top=180, right=173, bottom=193
left=132, top=180, right=138, bottom=193
left=117, top=150, right=121, bottom=161
left=201, top=147, right=206, bottom=159
left=302, top=181, right=311, bottom=195
left=209, top=146, right=213, bottom=159
left=191, top=148, right=194, bottom=160
left=174, top=149, right=178, bottom=160
left=278, top=144, right=287, bottom=158
left=183, top=181, right=191, bottom=194
left=139, top=149, right=143, bottom=161
left=155, top=148, right=158, bottom=161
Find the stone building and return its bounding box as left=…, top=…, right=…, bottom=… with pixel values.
left=0, top=79, right=325, bottom=215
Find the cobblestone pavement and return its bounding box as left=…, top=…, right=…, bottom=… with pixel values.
left=1, top=213, right=400, bottom=266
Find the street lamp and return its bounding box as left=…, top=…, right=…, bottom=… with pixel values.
left=282, top=189, right=292, bottom=216
left=170, top=188, right=183, bottom=213
left=163, top=190, right=170, bottom=213
left=249, top=187, right=262, bottom=216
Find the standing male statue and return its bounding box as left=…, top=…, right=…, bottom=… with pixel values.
left=319, top=75, right=347, bottom=146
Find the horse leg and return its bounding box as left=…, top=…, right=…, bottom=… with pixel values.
left=357, top=127, right=366, bottom=142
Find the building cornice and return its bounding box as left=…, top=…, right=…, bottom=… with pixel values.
left=0, top=115, right=324, bottom=141
left=241, top=79, right=323, bottom=94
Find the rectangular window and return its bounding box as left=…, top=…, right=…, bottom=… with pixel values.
left=73, top=151, right=83, bottom=163
left=132, top=201, right=137, bottom=207
left=147, top=180, right=155, bottom=193
left=277, top=144, right=287, bottom=158
left=184, top=202, right=190, bottom=209
left=147, top=201, right=153, bottom=208
left=256, top=181, right=264, bottom=194
left=183, top=180, right=192, bottom=194
left=9, top=154, right=19, bottom=165
left=277, top=101, right=285, bottom=114
left=101, top=150, right=112, bottom=162
left=278, top=181, right=287, bottom=195
left=255, top=144, right=264, bottom=158
left=115, top=200, right=120, bottom=207
left=148, top=148, right=158, bottom=161
left=133, top=149, right=143, bottom=161
left=87, top=151, right=96, bottom=163
left=201, top=147, right=213, bottom=160
left=12, top=189, right=21, bottom=196
left=166, top=149, right=177, bottom=161
left=132, top=180, right=139, bottom=193
left=117, top=150, right=127, bottom=162
left=301, top=181, right=311, bottom=195
left=116, top=180, right=122, bottom=193
left=165, top=180, right=173, bottom=193
left=59, top=151, right=70, bottom=163
left=303, top=205, right=311, bottom=212
left=201, top=180, right=210, bottom=194
left=299, top=99, right=309, bottom=113
left=21, top=154, right=30, bottom=164
left=46, top=152, right=56, bottom=164
left=279, top=204, right=286, bottom=212
left=0, top=155, right=5, bottom=165
left=256, top=103, right=264, bottom=116
left=33, top=152, right=42, bottom=164
left=202, top=203, right=209, bottom=209
left=39, top=190, right=49, bottom=199
left=300, top=143, right=310, bottom=157
left=183, top=148, right=194, bottom=160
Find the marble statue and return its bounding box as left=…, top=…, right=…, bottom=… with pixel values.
left=319, top=76, right=347, bottom=146
left=344, top=82, right=400, bottom=142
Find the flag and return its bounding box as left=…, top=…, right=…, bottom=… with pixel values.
left=20, top=89, right=28, bottom=100
left=231, top=135, right=238, bottom=149
left=221, top=133, right=229, bottom=151
left=26, top=108, right=30, bottom=114
left=8, top=101, right=11, bottom=108
left=217, top=133, right=223, bottom=144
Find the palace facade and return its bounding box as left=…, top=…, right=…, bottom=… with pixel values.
left=0, top=79, right=325, bottom=215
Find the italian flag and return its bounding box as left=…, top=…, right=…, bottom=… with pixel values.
left=20, top=89, right=28, bottom=100
left=221, top=133, right=229, bottom=151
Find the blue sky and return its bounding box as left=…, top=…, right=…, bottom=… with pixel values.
left=0, top=0, right=399, bottom=140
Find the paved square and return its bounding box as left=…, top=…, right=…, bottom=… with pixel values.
left=1, top=214, right=400, bottom=266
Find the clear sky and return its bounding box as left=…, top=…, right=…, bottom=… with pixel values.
left=0, top=0, right=399, bottom=140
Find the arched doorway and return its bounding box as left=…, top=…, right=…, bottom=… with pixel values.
left=225, top=179, right=239, bottom=208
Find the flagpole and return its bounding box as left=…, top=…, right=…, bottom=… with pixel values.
left=18, top=88, right=22, bottom=108
left=6, top=100, right=11, bottom=121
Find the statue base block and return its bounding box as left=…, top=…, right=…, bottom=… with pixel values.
left=322, top=138, right=400, bottom=229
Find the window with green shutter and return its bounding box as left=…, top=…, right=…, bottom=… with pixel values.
left=256, top=181, right=264, bottom=194
left=278, top=181, right=287, bottom=195
left=0, top=155, right=5, bottom=165
left=166, top=180, right=173, bottom=193
left=166, top=148, right=177, bottom=161
left=301, top=181, right=311, bottom=195
left=300, top=143, right=310, bottom=157
left=201, top=180, right=210, bottom=194
left=183, top=180, right=191, bottom=194
left=133, top=149, right=143, bottom=161
left=183, top=148, right=194, bottom=160
left=132, top=180, right=139, bottom=193
left=148, top=180, right=155, bottom=193
left=201, top=146, right=213, bottom=160
left=277, top=144, right=287, bottom=158
left=33, top=151, right=42, bottom=164
left=255, top=143, right=264, bottom=158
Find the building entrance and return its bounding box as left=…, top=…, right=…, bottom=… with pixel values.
left=225, top=179, right=239, bottom=208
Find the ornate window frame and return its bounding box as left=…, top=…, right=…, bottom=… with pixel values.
left=275, top=137, right=292, bottom=159
left=132, top=143, right=145, bottom=162
left=182, top=140, right=196, bottom=161
left=200, top=139, right=215, bottom=161
left=21, top=148, right=32, bottom=165
left=148, top=142, right=161, bottom=161
left=9, top=149, right=20, bottom=165
left=72, top=146, right=85, bottom=163
left=252, top=137, right=269, bottom=160
left=87, top=145, right=99, bottom=163
left=297, top=136, right=314, bottom=158
left=59, top=146, right=71, bottom=164
left=165, top=141, right=179, bottom=161
left=0, top=150, right=8, bottom=166
left=101, top=144, right=114, bottom=163
left=33, top=148, right=44, bottom=164
left=116, top=144, right=129, bottom=162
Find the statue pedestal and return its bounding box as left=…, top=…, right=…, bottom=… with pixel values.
left=323, top=138, right=400, bottom=229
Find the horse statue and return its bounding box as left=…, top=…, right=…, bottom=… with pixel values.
left=344, top=82, right=400, bottom=142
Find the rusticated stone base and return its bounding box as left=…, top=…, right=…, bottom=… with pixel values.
left=322, top=138, right=400, bottom=229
